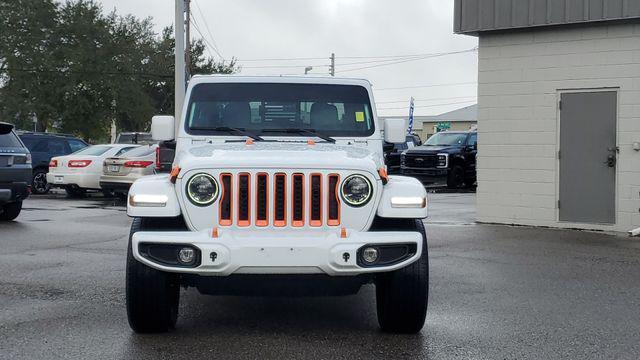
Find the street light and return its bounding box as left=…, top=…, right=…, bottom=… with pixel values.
left=305, top=66, right=313, bottom=75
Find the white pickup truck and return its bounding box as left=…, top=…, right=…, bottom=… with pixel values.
left=126, top=75, right=429, bottom=333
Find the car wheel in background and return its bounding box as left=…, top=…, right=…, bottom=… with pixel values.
left=447, top=165, right=465, bottom=189
left=0, top=201, right=23, bottom=221
left=32, top=170, right=50, bottom=194
left=64, top=186, right=86, bottom=198
left=102, top=189, right=116, bottom=198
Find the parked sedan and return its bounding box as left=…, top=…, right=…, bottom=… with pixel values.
left=100, top=144, right=158, bottom=195
left=47, top=144, right=139, bottom=197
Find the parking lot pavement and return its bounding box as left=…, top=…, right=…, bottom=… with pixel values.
left=1, top=193, right=640, bottom=359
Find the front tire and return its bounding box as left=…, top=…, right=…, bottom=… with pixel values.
left=447, top=165, right=464, bottom=189
left=372, top=218, right=429, bottom=334
left=0, top=201, right=23, bottom=221
left=126, top=217, right=185, bottom=333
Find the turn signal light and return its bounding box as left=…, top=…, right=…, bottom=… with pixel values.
left=49, top=159, right=58, bottom=167
left=68, top=160, right=92, bottom=168
left=124, top=160, right=154, bottom=168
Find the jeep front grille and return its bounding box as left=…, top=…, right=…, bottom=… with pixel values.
left=218, top=172, right=341, bottom=227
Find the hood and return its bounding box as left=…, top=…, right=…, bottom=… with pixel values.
left=176, top=142, right=383, bottom=174
left=406, top=144, right=461, bottom=154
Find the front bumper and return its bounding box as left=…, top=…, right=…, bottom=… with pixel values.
left=132, top=229, right=423, bottom=276
left=401, top=168, right=449, bottom=184
left=0, top=182, right=30, bottom=204
left=46, top=172, right=100, bottom=190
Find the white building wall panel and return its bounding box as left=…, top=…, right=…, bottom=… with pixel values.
left=477, top=22, right=640, bottom=231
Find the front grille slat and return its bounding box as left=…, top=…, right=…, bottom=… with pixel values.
left=215, top=172, right=342, bottom=228
left=310, top=174, right=322, bottom=227
left=327, top=174, right=340, bottom=226
left=256, top=173, right=268, bottom=227
left=274, top=173, right=286, bottom=227
left=237, top=173, right=250, bottom=227
left=291, top=174, right=304, bottom=227
left=219, top=174, right=232, bottom=226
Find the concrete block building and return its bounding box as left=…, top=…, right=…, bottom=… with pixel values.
left=454, top=0, right=640, bottom=232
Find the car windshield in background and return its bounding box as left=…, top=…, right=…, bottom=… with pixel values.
left=120, top=145, right=155, bottom=158
left=73, top=145, right=112, bottom=156
left=0, top=132, right=23, bottom=148
left=425, top=133, right=468, bottom=146
left=117, top=133, right=153, bottom=144
left=186, top=83, right=375, bottom=137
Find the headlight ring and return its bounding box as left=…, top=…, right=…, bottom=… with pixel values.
left=186, top=173, right=219, bottom=206
left=340, top=174, right=373, bottom=207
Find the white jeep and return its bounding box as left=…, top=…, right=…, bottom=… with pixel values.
left=126, top=75, right=429, bottom=333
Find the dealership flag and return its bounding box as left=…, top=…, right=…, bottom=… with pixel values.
left=408, top=97, right=415, bottom=134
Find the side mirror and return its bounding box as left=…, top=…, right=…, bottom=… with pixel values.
left=384, top=118, right=406, bottom=144
left=151, top=115, right=175, bottom=141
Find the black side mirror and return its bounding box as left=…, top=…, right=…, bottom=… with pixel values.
left=0, top=122, right=14, bottom=135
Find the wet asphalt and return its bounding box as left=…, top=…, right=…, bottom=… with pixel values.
left=1, top=191, right=640, bottom=359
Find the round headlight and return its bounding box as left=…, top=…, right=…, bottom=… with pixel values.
left=186, top=173, right=218, bottom=206
left=341, top=174, right=373, bottom=207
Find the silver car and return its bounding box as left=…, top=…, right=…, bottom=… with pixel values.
left=100, top=144, right=158, bottom=195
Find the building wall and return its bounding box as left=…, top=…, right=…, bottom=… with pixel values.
left=477, top=22, right=640, bottom=232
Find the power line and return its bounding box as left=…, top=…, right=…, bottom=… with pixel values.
left=190, top=18, right=219, bottom=60
left=376, top=81, right=478, bottom=91
left=8, top=68, right=172, bottom=78
left=376, top=95, right=477, bottom=104
left=377, top=99, right=476, bottom=111
left=192, top=0, right=224, bottom=59
left=241, top=64, right=329, bottom=69
left=232, top=48, right=477, bottom=63
left=337, top=48, right=477, bottom=74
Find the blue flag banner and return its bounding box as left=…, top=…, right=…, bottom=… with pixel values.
left=408, top=97, right=415, bottom=134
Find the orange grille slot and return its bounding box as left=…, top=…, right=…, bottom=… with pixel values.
left=219, top=174, right=232, bottom=226
left=274, top=173, right=286, bottom=227
left=327, top=174, right=340, bottom=226
left=310, top=174, right=322, bottom=227
left=292, top=174, right=304, bottom=227
left=256, top=173, right=268, bottom=227
left=237, top=173, right=250, bottom=227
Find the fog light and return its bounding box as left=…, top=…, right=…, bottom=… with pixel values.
left=362, top=247, right=379, bottom=264
left=178, top=247, right=195, bottom=264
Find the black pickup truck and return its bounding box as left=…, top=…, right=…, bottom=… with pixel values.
left=0, top=123, right=32, bottom=221
left=401, top=130, right=477, bottom=188
left=384, top=134, right=422, bottom=174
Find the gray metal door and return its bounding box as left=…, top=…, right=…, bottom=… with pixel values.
left=559, top=91, right=617, bottom=224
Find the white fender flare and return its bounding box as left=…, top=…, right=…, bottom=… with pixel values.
left=376, top=175, right=428, bottom=219
left=127, top=175, right=181, bottom=218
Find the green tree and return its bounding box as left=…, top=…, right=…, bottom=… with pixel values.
left=0, top=0, right=238, bottom=142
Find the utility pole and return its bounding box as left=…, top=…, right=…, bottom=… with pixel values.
left=175, top=0, right=186, bottom=135
left=185, top=0, right=191, bottom=79
left=329, top=53, right=335, bottom=76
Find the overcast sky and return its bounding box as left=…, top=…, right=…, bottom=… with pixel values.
left=97, top=0, right=478, bottom=117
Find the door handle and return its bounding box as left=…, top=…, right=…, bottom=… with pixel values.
left=605, top=154, right=616, bottom=167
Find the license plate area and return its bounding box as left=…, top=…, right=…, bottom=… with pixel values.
left=54, top=176, right=64, bottom=183
left=108, top=165, right=120, bottom=173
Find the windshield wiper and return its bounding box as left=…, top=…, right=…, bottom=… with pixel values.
left=190, top=126, right=264, bottom=141
left=262, top=128, right=336, bottom=144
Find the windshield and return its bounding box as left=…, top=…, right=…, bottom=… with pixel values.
left=73, top=145, right=112, bottom=156
left=425, top=132, right=468, bottom=146
left=117, top=133, right=153, bottom=144
left=185, top=83, right=375, bottom=137
left=120, top=145, right=156, bottom=158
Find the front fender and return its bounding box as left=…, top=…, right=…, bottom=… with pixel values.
left=127, top=175, right=181, bottom=218
left=376, top=175, right=428, bottom=219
